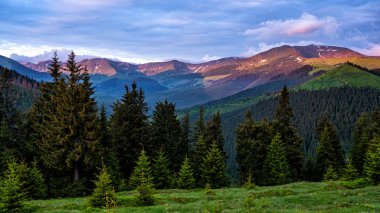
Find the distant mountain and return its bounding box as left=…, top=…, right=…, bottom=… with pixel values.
left=4, top=44, right=380, bottom=110
left=0, top=55, right=51, bottom=81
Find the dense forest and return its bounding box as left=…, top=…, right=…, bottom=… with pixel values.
left=0, top=53, right=379, bottom=212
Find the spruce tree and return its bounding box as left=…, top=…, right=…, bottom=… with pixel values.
left=316, top=118, right=345, bottom=180
left=177, top=156, right=195, bottom=189
left=364, top=135, right=380, bottom=184
left=263, top=134, right=291, bottom=185
left=0, top=160, right=25, bottom=212
left=236, top=110, right=273, bottom=185
left=343, top=160, right=359, bottom=181
left=205, top=112, right=225, bottom=156
left=150, top=100, right=183, bottom=171
left=152, top=149, right=171, bottom=189
left=26, top=161, right=47, bottom=199
left=273, top=86, right=303, bottom=180
left=129, top=150, right=153, bottom=189
left=88, top=165, right=117, bottom=208
left=200, top=142, right=228, bottom=188
left=351, top=112, right=371, bottom=175
left=192, top=135, right=207, bottom=187
left=109, top=82, right=149, bottom=180
left=323, top=165, right=338, bottom=181
left=180, top=112, right=190, bottom=160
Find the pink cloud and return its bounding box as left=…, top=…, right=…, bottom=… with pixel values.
left=245, top=13, right=339, bottom=38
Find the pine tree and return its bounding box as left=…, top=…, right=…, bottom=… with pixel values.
left=88, top=165, right=117, bottom=208
left=363, top=135, right=380, bottom=184
left=316, top=118, right=345, bottom=180
left=343, top=161, right=359, bottom=181
left=236, top=110, right=273, bottom=185
left=150, top=100, right=183, bottom=171
left=129, top=150, right=153, bottom=189
left=109, top=82, right=149, bottom=180
left=263, top=134, right=291, bottom=185
left=200, top=142, right=228, bottom=188
left=152, top=149, right=171, bottom=189
left=273, top=86, right=303, bottom=180
left=26, top=161, right=47, bottom=199
left=177, top=156, right=195, bottom=189
left=323, top=165, right=338, bottom=181
left=192, top=135, right=207, bottom=187
left=48, top=51, right=61, bottom=82
left=205, top=112, right=225, bottom=156
left=0, top=160, right=26, bottom=212
left=351, top=112, right=370, bottom=175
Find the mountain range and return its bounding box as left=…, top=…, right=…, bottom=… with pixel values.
left=1, top=44, right=380, bottom=110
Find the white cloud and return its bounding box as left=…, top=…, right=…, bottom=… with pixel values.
left=352, top=43, right=380, bottom=56
left=202, top=54, right=221, bottom=62
left=244, top=13, right=339, bottom=38
left=241, top=41, right=324, bottom=57
left=0, top=40, right=159, bottom=64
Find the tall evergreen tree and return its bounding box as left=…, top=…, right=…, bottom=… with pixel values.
left=200, top=142, right=229, bottom=188
left=152, top=149, right=171, bottom=189
left=364, top=135, right=380, bottom=184
left=205, top=112, right=225, bottom=156
left=236, top=110, right=273, bottom=185
left=109, top=82, right=149, bottom=180
left=192, top=135, right=207, bottom=187
left=0, top=160, right=26, bottom=212
left=177, top=156, right=195, bottom=189
left=180, top=112, right=190, bottom=159
left=129, top=150, right=153, bottom=189
left=150, top=100, right=183, bottom=171
left=273, top=86, right=303, bottom=180
left=263, top=134, right=291, bottom=185
left=351, top=112, right=371, bottom=175
left=316, top=118, right=345, bottom=180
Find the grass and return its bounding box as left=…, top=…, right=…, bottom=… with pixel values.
left=303, top=57, right=380, bottom=70
left=297, top=64, right=380, bottom=91
left=27, top=181, right=380, bottom=212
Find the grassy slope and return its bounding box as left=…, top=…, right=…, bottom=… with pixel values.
left=29, top=182, right=380, bottom=212
left=297, top=64, right=380, bottom=91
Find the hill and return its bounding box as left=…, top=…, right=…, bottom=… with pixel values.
left=27, top=181, right=380, bottom=212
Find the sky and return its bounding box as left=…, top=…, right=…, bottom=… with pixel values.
left=0, top=0, right=379, bottom=63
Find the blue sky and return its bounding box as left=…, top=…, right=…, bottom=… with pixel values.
left=0, top=0, right=379, bottom=63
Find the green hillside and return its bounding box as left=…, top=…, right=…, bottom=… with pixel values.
left=298, top=64, right=380, bottom=91
left=27, top=181, right=380, bottom=212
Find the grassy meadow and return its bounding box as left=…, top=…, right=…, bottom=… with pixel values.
left=27, top=181, right=380, bottom=213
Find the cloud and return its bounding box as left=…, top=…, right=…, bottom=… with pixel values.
left=241, top=41, right=324, bottom=57
left=352, top=43, right=380, bottom=56
left=244, top=13, right=339, bottom=38
left=202, top=54, right=221, bottom=62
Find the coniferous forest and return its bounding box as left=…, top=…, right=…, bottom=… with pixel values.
left=0, top=53, right=379, bottom=212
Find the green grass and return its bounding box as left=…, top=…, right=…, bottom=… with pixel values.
left=297, top=64, right=380, bottom=91
left=27, top=181, right=380, bottom=212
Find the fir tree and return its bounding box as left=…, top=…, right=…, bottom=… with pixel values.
left=150, top=100, right=183, bottom=171
left=88, top=165, right=117, bottom=208
left=129, top=150, right=153, bottom=189
left=205, top=112, right=225, bottom=156
left=177, top=156, right=195, bottom=189
left=363, top=135, right=380, bottom=184
left=48, top=51, right=61, bottom=82
left=351, top=112, right=372, bottom=175
left=273, top=86, right=303, bottom=180
left=236, top=110, right=273, bottom=185
left=200, top=142, right=229, bottom=188
left=316, top=118, right=345, bottom=180
left=109, top=82, right=149, bottom=180
left=26, top=161, right=47, bottom=199
left=0, top=160, right=26, bottom=212
left=180, top=112, right=190, bottom=160
left=192, top=135, right=207, bottom=187
left=263, top=134, right=291, bottom=185
left=323, top=165, right=338, bottom=181
left=152, top=149, right=171, bottom=189
left=343, top=161, right=359, bottom=181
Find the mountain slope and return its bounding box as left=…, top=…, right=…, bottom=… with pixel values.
left=0, top=56, right=51, bottom=81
